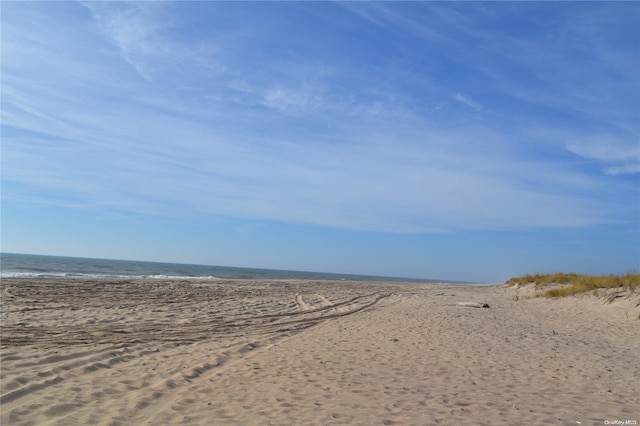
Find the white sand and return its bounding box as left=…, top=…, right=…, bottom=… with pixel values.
left=1, top=278, right=638, bottom=425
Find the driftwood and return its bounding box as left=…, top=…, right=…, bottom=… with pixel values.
left=449, top=302, right=490, bottom=309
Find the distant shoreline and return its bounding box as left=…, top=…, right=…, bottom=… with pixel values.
left=0, top=252, right=479, bottom=284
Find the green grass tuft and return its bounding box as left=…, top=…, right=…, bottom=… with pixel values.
left=505, top=272, right=640, bottom=298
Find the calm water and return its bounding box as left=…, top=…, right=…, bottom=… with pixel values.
left=0, top=253, right=446, bottom=283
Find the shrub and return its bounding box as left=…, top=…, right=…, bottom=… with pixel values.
left=505, top=273, right=640, bottom=297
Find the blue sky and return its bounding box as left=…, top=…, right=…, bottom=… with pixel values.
left=2, top=1, right=639, bottom=283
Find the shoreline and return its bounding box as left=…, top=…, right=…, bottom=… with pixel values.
left=2, top=252, right=477, bottom=284
left=2, top=278, right=638, bottom=425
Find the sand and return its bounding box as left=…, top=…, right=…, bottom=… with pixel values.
left=1, top=278, right=639, bottom=425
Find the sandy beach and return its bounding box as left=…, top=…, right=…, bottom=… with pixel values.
left=1, top=278, right=638, bottom=425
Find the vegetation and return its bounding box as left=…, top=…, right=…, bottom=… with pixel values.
left=505, top=272, right=640, bottom=298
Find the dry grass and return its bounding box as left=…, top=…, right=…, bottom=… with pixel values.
left=505, top=272, right=640, bottom=298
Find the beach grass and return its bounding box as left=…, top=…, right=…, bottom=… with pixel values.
left=505, top=272, right=640, bottom=297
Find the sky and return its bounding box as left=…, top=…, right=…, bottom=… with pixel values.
left=1, top=1, right=639, bottom=283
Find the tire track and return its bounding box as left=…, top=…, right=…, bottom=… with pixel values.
left=1, top=293, right=387, bottom=347
left=1, top=278, right=392, bottom=414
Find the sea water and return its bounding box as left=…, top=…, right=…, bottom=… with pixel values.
left=0, top=253, right=440, bottom=283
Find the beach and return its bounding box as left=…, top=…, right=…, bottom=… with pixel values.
left=1, top=278, right=639, bottom=425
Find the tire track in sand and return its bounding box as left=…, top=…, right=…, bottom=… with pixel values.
left=295, top=293, right=312, bottom=311
left=133, top=293, right=392, bottom=425
left=2, top=278, right=392, bottom=426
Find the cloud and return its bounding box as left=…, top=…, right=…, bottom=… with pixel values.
left=2, top=1, right=637, bottom=235
left=80, top=2, right=167, bottom=80
left=567, top=135, right=640, bottom=175
left=2, top=83, right=611, bottom=233
left=228, top=70, right=329, bottom=116
left=81, top=2, right=224, bottom=83
left=453, top=93, right=482, bottom=111
left=567, top=137, right=639, bottom=163
left=605, top=164, right=640, bottom=175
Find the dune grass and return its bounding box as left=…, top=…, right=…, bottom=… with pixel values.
left=505, top=272, right=640, bottom=298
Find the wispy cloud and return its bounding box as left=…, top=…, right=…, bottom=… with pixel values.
left=567, top=135, right=640, bottom=175
left=2, top=1, right=638, bottom=237
left=453, top=93, right=482, bottom=112
left=80, top=2, right=168, bottom=80
left=605, top=164, right=640, bottom=176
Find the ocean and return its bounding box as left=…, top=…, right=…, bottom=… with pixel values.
left=0, top=253, right=442, bottom=283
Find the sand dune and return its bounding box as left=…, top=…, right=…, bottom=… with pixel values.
left=1, top=278, right=638, bottom=425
